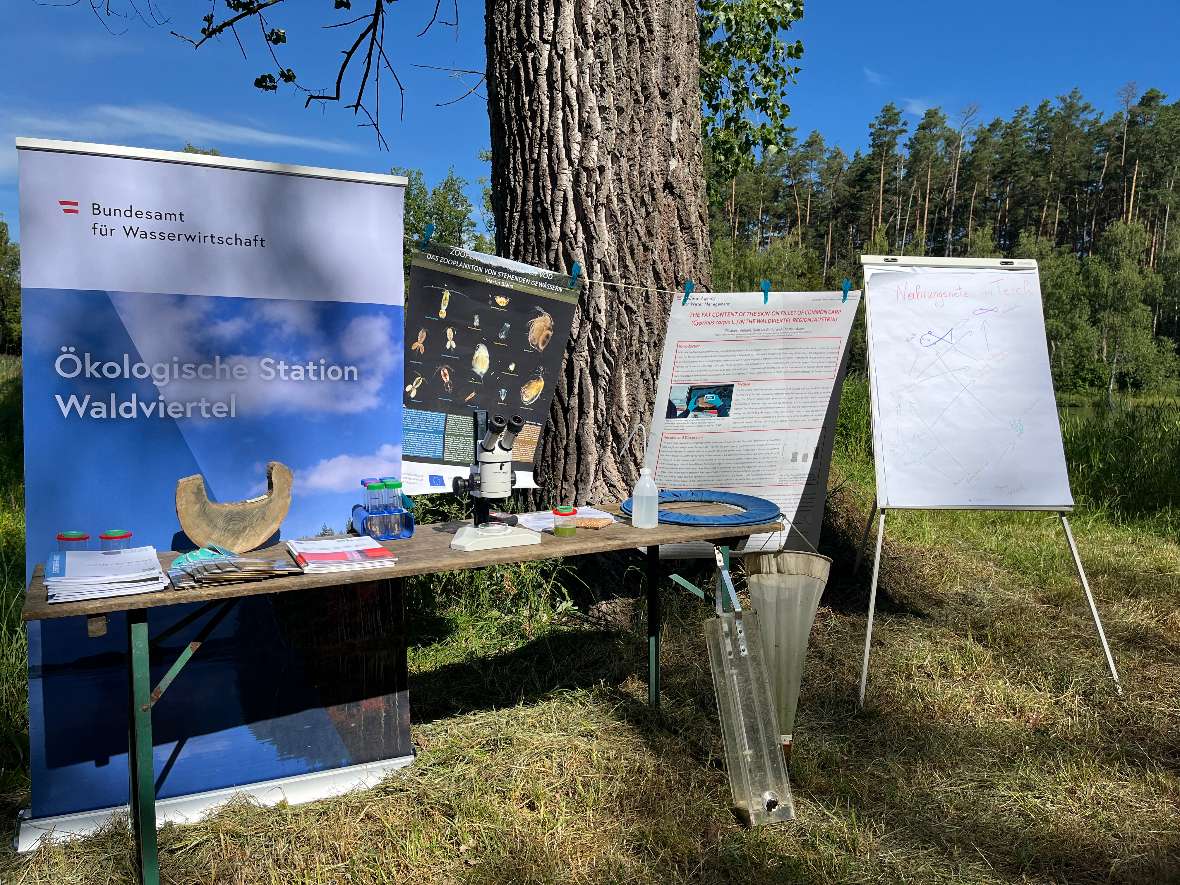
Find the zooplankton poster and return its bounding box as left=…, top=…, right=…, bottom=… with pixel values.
left=17, top=140, right=409, bottom=835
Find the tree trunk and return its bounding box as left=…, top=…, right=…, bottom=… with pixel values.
left=966, top=181, right=977, bottom=246
left=900, top=182, right=915, bottom=254
left=756, top=186, right=765, bottom=251
left=922, top=163, right=932, bottom=252
left=486, top=0, right=710, bottom=504
left=823, top=218, right=833, bottom=283
left=1161, top=174, right=1174, bottom=255
left=792, top=184, right=803, bottom=243
left=945, top=130, right=964, bottom=257
left=1127, top=157, right=1139, bottom=223
left=877, top=154, right=885, bottom=231
left=1091, top=149, right=1109, bottom=253
left=1038, top=170, right=1054, bottom=239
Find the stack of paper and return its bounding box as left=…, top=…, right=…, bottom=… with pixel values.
left=45, top=546, right=169, bottom=604
left=286, top=536, right=397, bottom=574
left=167, top=550, right=303, bottom=591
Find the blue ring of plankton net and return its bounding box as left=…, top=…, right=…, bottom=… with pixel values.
left=620, top=489, right=781, bottom=526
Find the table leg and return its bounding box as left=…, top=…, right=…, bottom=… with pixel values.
left=646, top=545, right=660, bottom=709
left=127, top=609, right=160, bottom=885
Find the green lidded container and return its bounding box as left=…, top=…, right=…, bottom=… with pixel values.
left=552, top=505, right=577, bottom=538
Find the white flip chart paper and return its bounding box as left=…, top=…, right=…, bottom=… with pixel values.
left=863, top=261, right=1073, bottom=510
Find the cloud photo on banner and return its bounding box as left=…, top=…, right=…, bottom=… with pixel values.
left=112, top=292, right=400, bottom=418
left=298, top=443, right=403, bottom=495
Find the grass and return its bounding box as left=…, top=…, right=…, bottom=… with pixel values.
left=0, top=355, right=27, bottom=819
left=0, top=369, right=1178, bottom=883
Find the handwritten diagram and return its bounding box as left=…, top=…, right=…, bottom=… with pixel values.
left=865, top=268, right=1073, bottom=509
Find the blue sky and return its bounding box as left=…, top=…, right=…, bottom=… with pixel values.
left=2, top=0, right=1179, bottom=241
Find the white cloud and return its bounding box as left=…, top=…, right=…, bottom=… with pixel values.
left=206, top=317, right=251, bottom=341
left=1, top=102, right=358, bottom=181
left=903, top=97, right=932, bottom=117
left=863, top=67, right=884, bottom=86
left=299, top=444, right=402, bottom=494
left=57, top=34, right=144, bottom=61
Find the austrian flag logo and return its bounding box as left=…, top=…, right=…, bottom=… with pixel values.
left=58, top=200, right=79, bottom=215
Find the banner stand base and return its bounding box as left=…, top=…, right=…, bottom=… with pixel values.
left=16, top=753, right=415, bottom=853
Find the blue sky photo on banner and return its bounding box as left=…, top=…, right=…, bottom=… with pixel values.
left=17, top=140, right=408, bottom=822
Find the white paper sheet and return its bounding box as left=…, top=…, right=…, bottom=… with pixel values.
left=863, top=263, right=1072, bottom=509
left=646, top=290, right=860, bottom=553
left=515, top=507, right=616, bottom=533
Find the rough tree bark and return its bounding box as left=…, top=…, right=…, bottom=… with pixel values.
left=486, top=0, right=711, bottom=504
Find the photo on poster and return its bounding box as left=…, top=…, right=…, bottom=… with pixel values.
left=666, top=383, right=735, bottom=419
left=401, top=243, right=579, bottom=494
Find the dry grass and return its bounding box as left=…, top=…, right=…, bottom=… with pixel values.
left=1, top=370, right=1179, bottom=883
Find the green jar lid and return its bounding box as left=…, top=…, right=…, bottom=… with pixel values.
left=386, top=480, right=403, bottom=489
left=552, top=505, right=577, bottom=516
left=100, top=529, right=133, bottom=540
left=56, top=531, right=89, bottom=541
left=366, top=482, right=383, bottom=490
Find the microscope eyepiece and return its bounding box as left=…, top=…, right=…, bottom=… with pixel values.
left=481, top=414, right=507, bottom=452
left=500, top=414, right=525, bottom=451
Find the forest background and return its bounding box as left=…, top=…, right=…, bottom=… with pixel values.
left=3, top=84, right=1179, bottom=404
left=0, top=4, right=1178, bottom=877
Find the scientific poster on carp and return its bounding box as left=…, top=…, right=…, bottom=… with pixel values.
left=401, top=243, right=580, bottom=494
left=17, top=139, right=408, bottom=832
left=647, top=290, right=860, bottom=552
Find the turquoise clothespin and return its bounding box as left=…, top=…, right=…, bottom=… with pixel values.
left=841, top=278, right=851, bottom=303
left=569, top=261, right=582, bottom=289
left=420, top=222, right=435, bottom=249
left=760, top=280, right=771, bottom=304
left=682, top=280, right=695, bottom=305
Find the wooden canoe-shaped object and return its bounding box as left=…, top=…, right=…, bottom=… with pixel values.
left=175, top=461, right=293, bottom=553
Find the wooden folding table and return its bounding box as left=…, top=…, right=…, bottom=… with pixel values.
left=22, top=510, right=780, bottom=885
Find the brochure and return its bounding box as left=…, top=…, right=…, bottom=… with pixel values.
left=286, top=536, right=398, bottom=574
left=45, top=546, right=169, bottom=603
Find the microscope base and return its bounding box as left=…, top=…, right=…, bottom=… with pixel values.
left=451, top=523, right=542, bottom=552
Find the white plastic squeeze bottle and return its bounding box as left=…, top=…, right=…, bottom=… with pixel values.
left=632, top=467, right=659, bottom=529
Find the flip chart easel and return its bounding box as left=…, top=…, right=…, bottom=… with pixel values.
left=856, top=255, right=1122, bottom=706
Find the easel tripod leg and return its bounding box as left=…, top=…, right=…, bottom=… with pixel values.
left=127, top=609, right=160, bottom=885
left=1059, top=514, right=1124, bottom=696
left=646, top=544, right=660, bottom=709
left=852, top=503, right=879, bottom=578
left=858, top=511, right=887, bottom=708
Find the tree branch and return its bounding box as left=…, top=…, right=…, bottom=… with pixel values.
left=171, top=0, right=287, bottom=50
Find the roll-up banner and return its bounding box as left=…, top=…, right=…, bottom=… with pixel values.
left=17, top=139, right=409, bottom=834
